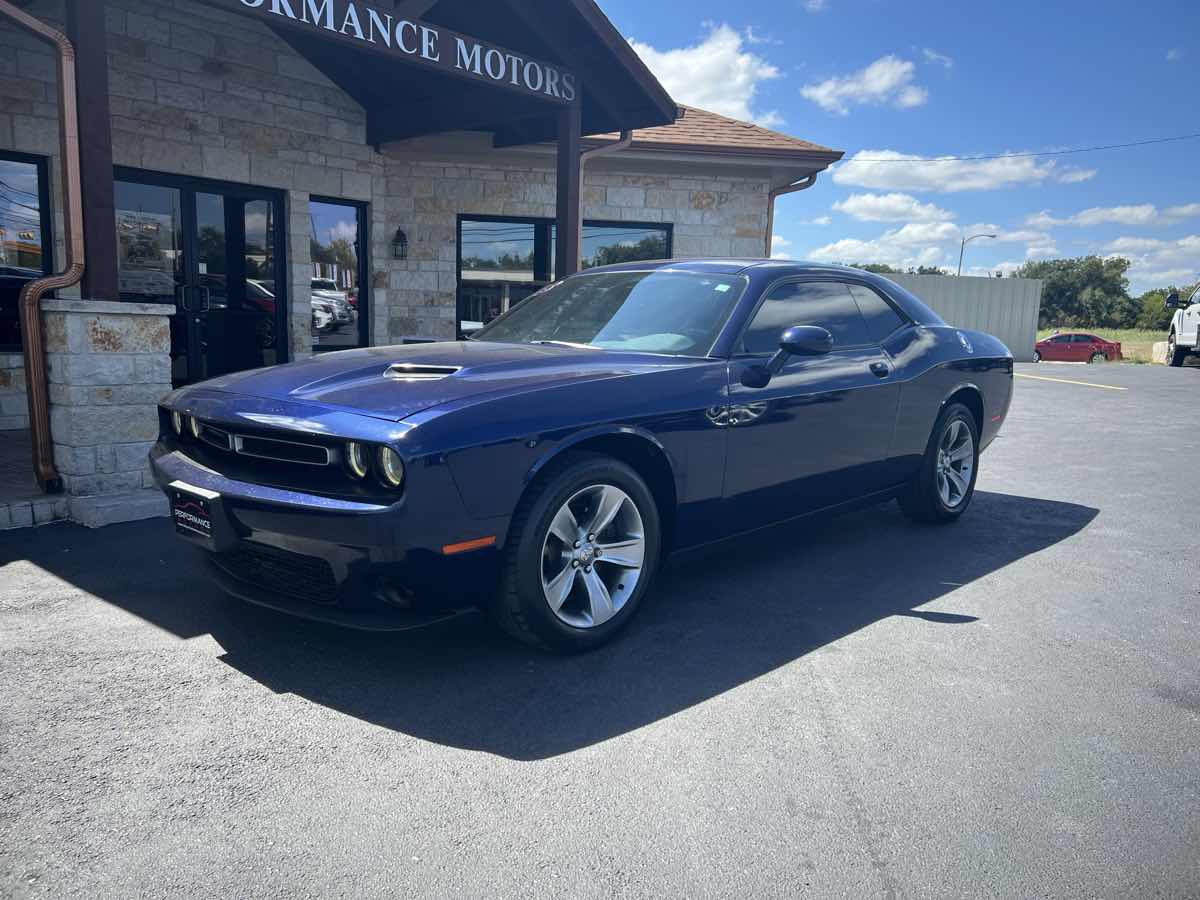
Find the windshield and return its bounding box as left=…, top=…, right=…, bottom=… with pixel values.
left=471, top=270, right=747, bottom=356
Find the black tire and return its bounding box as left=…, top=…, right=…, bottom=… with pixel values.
left=1166, top=332, right=1185, bottom=367
left=1089, top=352, right=1106, bottom=364
left=490, top=452, right=661, bottom=652
left=899, top=402, right=980, bottom=524
left=1032, top=350, right=1040, bottom=362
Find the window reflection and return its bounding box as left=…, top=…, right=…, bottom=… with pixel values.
left=0, top=156, right=48, bottom=350
left=310, top=200, right=364, bottom=350
left=457, top=217, right=671, bottom=338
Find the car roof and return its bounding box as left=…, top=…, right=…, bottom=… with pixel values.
left=576, top=257, right=947, bottom=326
left=583, top=258, right=873, bottom=277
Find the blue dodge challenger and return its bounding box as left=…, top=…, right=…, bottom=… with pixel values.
left=151, top=260, right=1013, bottom=651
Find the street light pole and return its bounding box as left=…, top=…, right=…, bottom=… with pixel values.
left=957, top=233, right=997, bottom=276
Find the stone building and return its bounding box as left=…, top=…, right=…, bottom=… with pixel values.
left=0, top=0, right=840, bottom=528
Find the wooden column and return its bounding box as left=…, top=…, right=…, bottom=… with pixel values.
left=554, top=103, right=582, bottom=280
left=65, top=0, right=119, bottom=301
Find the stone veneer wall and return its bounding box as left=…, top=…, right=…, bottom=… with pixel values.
left=42, top=298, right=174, bottom=526
left=380, top=155, right=770, bottom=339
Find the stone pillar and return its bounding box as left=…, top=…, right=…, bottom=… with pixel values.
left=41, top=298, right=174, bottom=527
left=287, top=190, right=314, bottom=361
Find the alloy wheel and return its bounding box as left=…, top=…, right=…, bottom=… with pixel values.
left=540, top=483, right=646, bottom=628
left=935, top=418, right=974, bottom=509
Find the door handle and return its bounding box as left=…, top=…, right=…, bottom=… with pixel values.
left=869, top=361, right=891, bottom=378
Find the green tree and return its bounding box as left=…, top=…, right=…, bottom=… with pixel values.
left=1016, top=256, right=1138, bottom=328
left=1136, top=281, right=1199, bottom=330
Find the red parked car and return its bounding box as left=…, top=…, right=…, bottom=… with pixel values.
left=1034, top=332, right=1122, bottom=363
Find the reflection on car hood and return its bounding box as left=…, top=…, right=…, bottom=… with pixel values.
left=190, top=341, right=696, bottom=422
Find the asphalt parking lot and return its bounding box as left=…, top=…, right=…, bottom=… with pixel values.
left=2, top=362, right=1198, bottom=898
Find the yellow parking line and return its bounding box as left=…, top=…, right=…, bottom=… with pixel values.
left=1015, top=372, right=1128, bottom=391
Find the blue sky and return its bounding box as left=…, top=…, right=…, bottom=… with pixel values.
left=599, top=0, right=1199, bottom=293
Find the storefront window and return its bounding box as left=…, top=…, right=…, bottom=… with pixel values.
left=0, top=153, right=52, bottom=351
left=310, top=198, right=367, bottom=350
left=457, top=216, right=671, bottom=338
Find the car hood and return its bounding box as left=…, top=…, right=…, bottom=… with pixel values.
left=187, top=341, right=698, bottom=422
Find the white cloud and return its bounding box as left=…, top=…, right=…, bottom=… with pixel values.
left=833, top=192, right=955, bottom=222
left=1058, top=168, right=1097, bottom=184
left=807, top=221, right=961, bottom=269
left=629, top=24, right=783, bottom=128
left=804, top=0, right=828, bottom=11
left=922, top=48, right=953, bottom=68
left=771, top=234, right=792, bottom=259
left=1166, top=48, right=1184, bottom=62
left=806, top=215, right=832, bottom=226
left=800, top=55, right=927, bottom=115
left=1103, top=234, right=1200, bottom=292
left=966, top=260, right=1023, bottom=277
left=833, top=149, right=1061, bottom=192
left=1025, top=203, right=1200, bottom=228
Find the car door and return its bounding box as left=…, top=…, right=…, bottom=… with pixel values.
left=1040, top=334, right=1067, bottom=361
left=721, top=279, right=901, bottom=533
left=1183, top=290, right=1200, bottom=345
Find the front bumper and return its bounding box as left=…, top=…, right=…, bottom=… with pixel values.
left=150, top=443, right=508, bottom=624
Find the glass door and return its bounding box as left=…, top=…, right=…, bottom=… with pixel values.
left=114, top=171, right=287, bottom=387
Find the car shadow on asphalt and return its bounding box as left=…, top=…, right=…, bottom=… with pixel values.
left=2, top=490, right=1097, bottom=760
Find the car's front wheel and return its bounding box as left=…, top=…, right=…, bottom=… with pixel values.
left=899, top=402, right=979, bottom=524
left=1032, top=350, right=1041, bottom=362
left=1166, top=332, right=1185, bottom=367
left=1089, top=351, right=1107, bottom=364
left=491, top=453, right=661, bottom=652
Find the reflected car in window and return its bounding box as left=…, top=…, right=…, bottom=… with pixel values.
left=151, top=260, right=1013, bottom=652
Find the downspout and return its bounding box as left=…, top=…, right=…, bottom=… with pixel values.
left=765, top=173, right=818, bottom=257
left=575, top=130, right=633, bottom=268
left=1, top=1, right=85, bottom=494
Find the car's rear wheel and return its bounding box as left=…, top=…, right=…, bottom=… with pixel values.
left=1032, top=350, right=1041, bottom=362
left=1166, top=333, right=1185, bottom=367
left=899, top=402, right=979, bottom=524
left=491, top=453, right=660, bottom=652
left=1089, top=351, right=1107, bottom=364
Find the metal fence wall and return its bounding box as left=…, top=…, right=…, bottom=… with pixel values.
left=886, top=275, right=1043, bottom=362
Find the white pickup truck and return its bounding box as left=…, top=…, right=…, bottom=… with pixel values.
left=1166, top=286, right=1200, bottom=367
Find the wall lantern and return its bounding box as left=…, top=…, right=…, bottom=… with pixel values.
left=391, top=227, right=408, bottom=260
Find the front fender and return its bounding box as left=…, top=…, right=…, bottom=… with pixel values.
left=524, top=423, right=677, bottom=485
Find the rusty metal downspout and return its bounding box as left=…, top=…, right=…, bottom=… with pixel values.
left=575, top=130, right=633, bottom=267
left=764, top=173, right=818, bottom=258
left=1, top=1, right=85, bottom=493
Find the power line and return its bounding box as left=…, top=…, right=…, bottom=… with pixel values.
left=851, top=133, right=1200, bottom=163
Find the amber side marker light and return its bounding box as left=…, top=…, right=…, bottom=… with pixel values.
left=441, top=536, right=497, bottom=555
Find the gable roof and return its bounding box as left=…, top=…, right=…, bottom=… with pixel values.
left=589, top=105, right=843, bottom=163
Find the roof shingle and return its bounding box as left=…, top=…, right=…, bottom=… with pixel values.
left=589, top=105, right=842, bottom=161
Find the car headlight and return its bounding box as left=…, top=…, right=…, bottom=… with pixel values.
left=377, top=446, right=405, bottom=488
left=188, top=416, right=202, bottom=439
left=170, top=410, right=184, bottom=435
left=345, top=441, right=368, bottom=480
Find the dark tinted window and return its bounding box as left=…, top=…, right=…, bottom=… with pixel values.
left=741, top=281, right=870, bottom=353
left=1049, top=334, right=1071, bottom=343
left=847, top=284, right=905, bottom=342
left=1071, top=334, right=1094, bottom=343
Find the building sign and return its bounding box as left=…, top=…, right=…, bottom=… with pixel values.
left=230, top=0, right=577, bottom=104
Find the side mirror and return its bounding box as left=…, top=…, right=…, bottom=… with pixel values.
left=1165, top=290, right=1181, bottom=309
left=778, top=325, right=835, bottom=358
left=743, top=325, right=834, bottom=387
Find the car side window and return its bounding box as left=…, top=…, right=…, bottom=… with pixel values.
left=740, top=282, right=871, bottom=354
left=846, top=284, right=906, bottom=343
left=1049, top=335, right=1071, bottom=343
left=1071, top=334, right=1093, bottom=343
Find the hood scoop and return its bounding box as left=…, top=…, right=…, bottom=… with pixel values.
left=383, top=363, right=461, bottom=381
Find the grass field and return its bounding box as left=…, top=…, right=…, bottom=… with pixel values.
left=1037, top=328, right=1167, bottom=364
